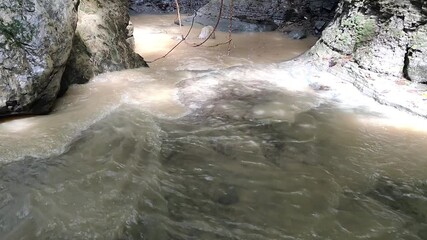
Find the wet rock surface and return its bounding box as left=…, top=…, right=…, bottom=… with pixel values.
left=308, top=0, right=427, bottom=117
left=0, top=0, right=78, bottom=116
left=288, top=30, right=307, bottom=40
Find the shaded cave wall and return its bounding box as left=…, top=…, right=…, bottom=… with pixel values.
left=130, top=0, right=339, bottom=34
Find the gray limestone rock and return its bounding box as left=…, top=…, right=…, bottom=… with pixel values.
left=0, top=0, right=78, bottom=116
left=60, top=0, right=147, bottom=95
left=406, top=24, right=427, bottom=83
left=354, top=16, right=408, bottom=76
left=318, top=0, right=427, bottom=80
left=288, top=29, right=307, bottom=40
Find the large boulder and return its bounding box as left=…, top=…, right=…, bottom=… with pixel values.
left=60, top=0, right=147, bottom=95
left=0, top=0, right=78, bottom=116
left=307, top=0, right=427, bottom=117
left=319, top=0, right=427, bottom=78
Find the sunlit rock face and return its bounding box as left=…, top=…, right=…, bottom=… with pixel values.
left=0, top=0, right=78, bottom=116
left=319, top=0, right=427, bottom=80
left=406, top=24, right=427, bottom=83
left=60, top=0, right=148, bottom=95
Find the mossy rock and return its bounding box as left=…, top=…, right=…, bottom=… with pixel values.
left=341, top=12, right=377, bottom=48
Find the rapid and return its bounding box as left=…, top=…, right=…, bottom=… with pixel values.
left=0, top=14, right=427, bottom=240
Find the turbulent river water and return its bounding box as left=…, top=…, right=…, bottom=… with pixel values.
left=1, top=14, right=427, bottom=240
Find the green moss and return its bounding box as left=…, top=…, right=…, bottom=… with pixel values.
left=337, top=31, right=352, bottom=45
left=341, top=13, right=377, bottom=47
left=0, top=18, right=33, bottom=47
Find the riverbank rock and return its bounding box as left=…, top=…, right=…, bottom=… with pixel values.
left=317, top=0, right=426, bottom=79
left=0, top=0, right=78, bottom=116
left=367, top=176, right=427, bottom=239
left=60, top=0, right=147, bottom=95
left=305, top=0, right=427, bottom=117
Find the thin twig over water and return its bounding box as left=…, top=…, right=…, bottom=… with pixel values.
left=146, top=11, right=197, bottom=63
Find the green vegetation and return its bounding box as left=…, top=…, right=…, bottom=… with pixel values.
left=0, top=18, right=33, bottom=47
left=341, top=12, right=377, bottom=47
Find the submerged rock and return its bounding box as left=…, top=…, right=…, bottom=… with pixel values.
left=368, top=177, right=427, bottom=221
left=0, top=0, right=78, bottom=116
left=216, top=185, right=239, bottom=205
left=367, top=176, right=427, bottom=238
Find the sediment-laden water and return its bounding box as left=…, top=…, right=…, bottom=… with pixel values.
left=1, top=14, right=427, bottom=240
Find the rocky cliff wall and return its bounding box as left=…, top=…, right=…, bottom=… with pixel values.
left=317, top=0, right=427, bottom=83
left=306, top=0, right=427, bottom=117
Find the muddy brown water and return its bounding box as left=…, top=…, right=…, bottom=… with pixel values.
left=1, top=14, right=427, bottom=240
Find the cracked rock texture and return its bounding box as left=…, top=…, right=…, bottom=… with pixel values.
left=306, top=0, right=427, bottom=117
left=0, top=0, right=147, bottom=117
left=319, top=0, right=427, bottom=81
left=406, top=24, right=427, bottom=83
left=0, top=0, right=78, bottom=116
left=60, top=0, right=148, bottom=95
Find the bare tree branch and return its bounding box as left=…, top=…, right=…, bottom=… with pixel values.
left=146, top=11, right=197, bottom=63
left=227, top=0, right=233, bottom=55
